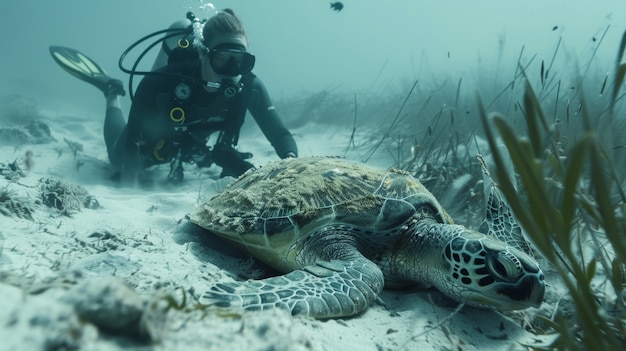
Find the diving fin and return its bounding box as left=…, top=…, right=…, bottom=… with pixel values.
left=49, top=46, right=125, bottom=97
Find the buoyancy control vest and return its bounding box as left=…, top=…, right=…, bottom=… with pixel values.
left=146, top=38, right=255, bottom=164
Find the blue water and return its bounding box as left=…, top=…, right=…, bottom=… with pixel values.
left=1, top=0, right=623, bottom=114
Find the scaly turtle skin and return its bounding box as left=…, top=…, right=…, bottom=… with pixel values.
left=190, top=156, right=545, bottom=318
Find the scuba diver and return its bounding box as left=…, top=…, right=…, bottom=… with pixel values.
left=50, top=9, right=298, bottom=183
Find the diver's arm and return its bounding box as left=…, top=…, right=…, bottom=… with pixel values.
left=126, top=75, right=161, bottom=143
left=247, top=78, right=298, bottom=158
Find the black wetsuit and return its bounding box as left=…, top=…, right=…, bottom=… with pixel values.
left=103, top=57, right=297, bottom=179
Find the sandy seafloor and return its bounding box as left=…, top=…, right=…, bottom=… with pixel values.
left=0, top=101, right=559, bottom=351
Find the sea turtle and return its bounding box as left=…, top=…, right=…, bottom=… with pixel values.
left=190, top=156, right=545, bottom=319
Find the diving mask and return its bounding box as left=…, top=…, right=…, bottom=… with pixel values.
left=206, top=43, right=255, bottom=76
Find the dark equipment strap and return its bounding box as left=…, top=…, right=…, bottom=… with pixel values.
left=217, top=72, right=256, bottom=147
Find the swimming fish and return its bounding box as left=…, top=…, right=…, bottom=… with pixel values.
left=330, top=2, right=344, bottom=12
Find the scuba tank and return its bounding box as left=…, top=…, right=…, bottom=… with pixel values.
left=151, top=18, right=193, bottom=71
left=118, top=12, right=203, bottom=100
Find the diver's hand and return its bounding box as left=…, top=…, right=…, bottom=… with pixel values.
left=212, top=145, right=255, bottom=178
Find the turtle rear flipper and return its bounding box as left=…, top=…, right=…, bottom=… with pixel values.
left=201, top=255, right=384, bottom=319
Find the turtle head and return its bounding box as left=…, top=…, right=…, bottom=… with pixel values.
left=436, top=232, right=545, bottom=310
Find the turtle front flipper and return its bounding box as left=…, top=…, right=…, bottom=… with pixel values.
left=201, top=255, right=384, bottom=319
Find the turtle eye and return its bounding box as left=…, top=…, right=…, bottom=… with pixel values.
left=486, top=251, right=522, bottom=282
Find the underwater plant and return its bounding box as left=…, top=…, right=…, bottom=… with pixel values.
left=477, top=31, right=626, bottom=351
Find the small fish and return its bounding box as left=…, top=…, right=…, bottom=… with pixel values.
left=592, top=37, right=597, bottom=42
left=330, top=2, right=344, bottom=12
left=552, top=26, right=558, bottom=31
left=541, top=60, right=545, bottom=86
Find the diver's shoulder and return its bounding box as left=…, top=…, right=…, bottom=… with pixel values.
left=245, top=72, right=266, bottom=90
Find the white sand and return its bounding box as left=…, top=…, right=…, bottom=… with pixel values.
left=0, top=106, right=556, bottom=350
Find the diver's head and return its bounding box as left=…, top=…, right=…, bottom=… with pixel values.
left=197, top=9, right=255, bottom=90
left=202, top=8, right=248, bottom=48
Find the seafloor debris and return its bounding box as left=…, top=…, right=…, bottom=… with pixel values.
left=0, top=276, right=165, bottom=349
left=0, top=188, right=34, bottom=220
left=0, top=94, right=41, bottom=125
left=0, top=94, right=54, bottom=145
left=38, top=177, right=100, bottom=214
left=0, top=120, right=55, bottom=145
left=0, top=159, right=26, bottom=182
left=63, top=277, right=165, bottom=342
left=64, top=138, right=83, bottom=159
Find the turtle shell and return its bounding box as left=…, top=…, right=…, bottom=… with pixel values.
left=190, top=157, right=452, bottom=270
